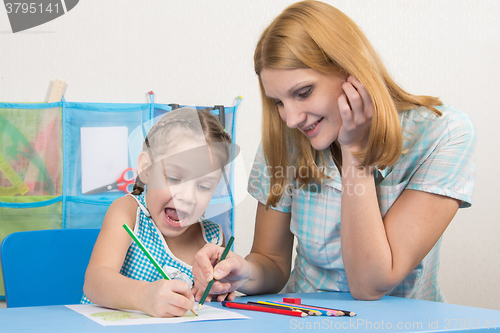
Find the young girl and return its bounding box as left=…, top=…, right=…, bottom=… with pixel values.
left=193, top=0, right=475, bottom=303
left=82, top=108, right=232, bottom=317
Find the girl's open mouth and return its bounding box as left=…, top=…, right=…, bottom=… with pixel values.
left=165, top=208, right=188, bottom=226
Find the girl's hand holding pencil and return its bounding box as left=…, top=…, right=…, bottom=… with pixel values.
left=141, top=278, right=196, bottom=318
left=123, top=224, right=198, bottom=317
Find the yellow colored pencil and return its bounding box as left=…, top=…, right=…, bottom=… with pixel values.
left=257, top=301, right=323, bottom=316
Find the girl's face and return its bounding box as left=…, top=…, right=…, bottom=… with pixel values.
left=260, top=68, right=347, bottom=151
left=143, top=140, right=222, bottom=238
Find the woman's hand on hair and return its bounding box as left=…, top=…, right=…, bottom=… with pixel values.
left=337, top=76, right=373, bottom=153
left=192, top=243, right=251, bottom=301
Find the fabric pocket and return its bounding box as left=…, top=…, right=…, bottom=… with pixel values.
left=0, top=103, right=63, bottom=197
left=0, top=196, right=63, bottom=295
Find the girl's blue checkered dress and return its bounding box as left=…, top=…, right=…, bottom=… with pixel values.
left=81, top=191, right=222, bottom=304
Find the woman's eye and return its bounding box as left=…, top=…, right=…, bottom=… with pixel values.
left=297, top=87, right=312, bottom=99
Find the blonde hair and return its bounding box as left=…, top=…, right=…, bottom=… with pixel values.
left=132, top=108, right=232, bottom=195
left=255, top=0, right=442, bottom=208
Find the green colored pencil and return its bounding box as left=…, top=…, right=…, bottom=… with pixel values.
left=197, top=236, right=235, bottom=310
left=122, top=224, right=198, bottom=316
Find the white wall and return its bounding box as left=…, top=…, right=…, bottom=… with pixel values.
left=1, top=0, right=499, bottom=310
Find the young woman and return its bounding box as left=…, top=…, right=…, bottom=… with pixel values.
left=193, top=0, right=475, bottom=302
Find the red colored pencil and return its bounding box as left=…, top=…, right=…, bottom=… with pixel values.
left=222, top=301, right=308, bottom=317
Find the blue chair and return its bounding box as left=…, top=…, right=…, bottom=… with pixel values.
left=0, top=228, right=99, bottom=307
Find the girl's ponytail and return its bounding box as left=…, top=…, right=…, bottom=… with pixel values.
left=131, top=177, right=145, bottom=195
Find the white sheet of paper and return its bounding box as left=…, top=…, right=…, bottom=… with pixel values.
left=81, top=127, right=129, bottom=194
left=66, top=304, right=249, bottom=326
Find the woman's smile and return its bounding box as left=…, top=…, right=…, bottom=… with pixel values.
left=301, top=117, right=324, bottom=137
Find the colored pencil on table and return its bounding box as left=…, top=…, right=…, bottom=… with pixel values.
left=248, top=301, right=317, bottom=316
left=294, top=302, right=356, bottom=317
left=283, top=300, right=356, bottom=317
left=122, top=224, right=198, bottom=316
left=197, top=236, right=235, bottom=310
left=265, top=300, right=339, bottom=316
left=256, top=301, right=325, bottom=316
left=246, top=302, right=310, bottom=315
left=271, top=300, right=343, bottom=316
left=222, top=301, right=308, bottom=317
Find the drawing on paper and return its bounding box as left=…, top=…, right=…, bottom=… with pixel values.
left=91, top=310, right=152, bottom=322
left=66, top=303, right=249, bottom=326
